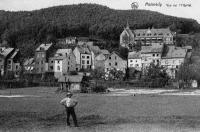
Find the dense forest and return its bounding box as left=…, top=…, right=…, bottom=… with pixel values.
left=0, top=4, right=200, bottom=58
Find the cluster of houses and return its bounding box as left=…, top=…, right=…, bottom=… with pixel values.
left=0, top=24, right=193, bottom=87
left=121, top=24, right=192, bottom=78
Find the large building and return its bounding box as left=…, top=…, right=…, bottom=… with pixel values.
left=120, top=24, right=175, bottom=50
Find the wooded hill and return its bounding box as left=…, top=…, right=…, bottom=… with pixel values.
left=0, top=4, right=200, bottom=58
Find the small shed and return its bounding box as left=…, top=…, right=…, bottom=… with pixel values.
left=58, top=75, right=83, bottom=92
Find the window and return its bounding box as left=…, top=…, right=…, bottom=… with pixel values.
left=51, top=61, right=54, bottom=63
left=87, top=56, right=90, bottom=59
left=68, top=67, right=69, bottom=71
left=136, top=60, right=137, bottom=63
left=109, top=63, right=111, bottom=66
left=0, top=59, right=2, bottom=63
left=87, top=60, right=89, bottom=64
left=157, top=54, right=159, bottom=57
left=57, top=66, right=60, bottom=71
left=16, top=65, right=19, bottom=70
left=69, top=57, right=70, bottom=60
left=109, top=57, right=111, bottom=60
left=115, top=62, right=118, bottom=66
left=57, top=61, right=60, bottom=64
left=50, top=66, right=53, bottom=70
left=115, top=56, right=117, bottom=60
left=130, top=60, right=133, bottom=63
left=82, top=60, right=85, bottom=64
left=8, top=60, right=11, bottom=64
left=68, top=62, right=70, bottom=65
left=82, top=56, right=85, bottom=59
left=153, top=54, right=155, bottom=57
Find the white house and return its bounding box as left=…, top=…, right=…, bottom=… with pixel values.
left=128, top=51, right=142, bottom=71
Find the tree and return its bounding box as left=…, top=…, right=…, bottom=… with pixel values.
left=145, top=63, right=169, bottom=79
left=106, top=68, right=125, bottom=81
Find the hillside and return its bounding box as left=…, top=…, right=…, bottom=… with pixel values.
left=0, top=4, right=200, bottom=58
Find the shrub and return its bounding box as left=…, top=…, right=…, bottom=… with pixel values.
left=92, top=85, right=107, bottom=93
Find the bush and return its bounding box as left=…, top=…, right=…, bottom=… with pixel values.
left=92, top=85, right=107, bottom=93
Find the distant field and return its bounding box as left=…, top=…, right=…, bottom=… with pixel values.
left=1, top=87, right=200, bottom=131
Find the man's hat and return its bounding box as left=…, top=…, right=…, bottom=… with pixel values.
left=66, top=92, right=73, bottom=96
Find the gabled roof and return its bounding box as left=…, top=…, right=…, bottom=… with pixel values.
left=58, top=75, right=83, bottom=83
left=0, top=47, right=14, bottom=57
left=128, top=51, right=141, bottom=59
left=162, top=46, right=187, bottom=59
left=10, top=49, right=19, bottom=59
left=107, top=51, right=126, bottom=61
left=101, top=49, right=110, bottom=55
left=141, top=45, right=163, bottom=54
left=36, top=43, right=53, bottom=51
left=88, top=45, right=101, bottom=55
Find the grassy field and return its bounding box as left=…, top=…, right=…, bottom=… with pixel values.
left=1, top=87, right=200, bottom=131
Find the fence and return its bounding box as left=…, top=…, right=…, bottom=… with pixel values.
left=0, top=80, right=59, bottom=89
left=91, top=79, right=168, bottom=89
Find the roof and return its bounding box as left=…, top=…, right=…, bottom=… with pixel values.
left=55, top=49, right=72, bottom=57
left=108, top=51, right=126, bottom=60
left=58, top=75, right=83, bottom=83
left=133, top=28, right=172, bottom=38
left=141, top=45, right=163, bottom=54
left=128, top=51, right=141, bottom=59
left=101, top=49, right=110, bottom=55
left=162, top=46, right=187, bottom=59
left=0, top=47, right=14, bottom=57
left=88, top=45, right=101, bottom=55
left=10, top=49, right=19, bottom=59
left=124, top=27, right=135, bottom=38
left=76, top=46, right=91, bottom=54
left=24, top=58, right=34, bottom=66
left=36, top=43, right=53, bottom=51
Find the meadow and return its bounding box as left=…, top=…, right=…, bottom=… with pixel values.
left=1, top=87, right=200, bottom=131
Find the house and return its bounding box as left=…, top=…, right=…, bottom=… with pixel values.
left=94, top=53, right=107, bottom=69
left=24, top=58, right=35, bottom=73
left=128, top=51, right=142, bottom=71
left=0, top=47, right=15, bottom=76
left=161, top=45, right=187, bottom=78
left=34, top=43, right=53, bottom=74
left=120, top=23, right=175, bottom=50
left=58, top=75, right=83, bottom=91
left=7, top=49, right=21, bottom=76
left=141, top=43, right=164, bottom=69
left=73, top=46, right=92, bottom=71
left=53, top=49, right=76, bottom=78
left=104, top=51, right=127, bottom=73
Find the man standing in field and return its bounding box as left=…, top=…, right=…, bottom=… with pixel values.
left=60, top=92, right=78, bottom=127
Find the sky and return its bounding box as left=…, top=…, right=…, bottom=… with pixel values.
left=0, top=0, right=199, bottom=23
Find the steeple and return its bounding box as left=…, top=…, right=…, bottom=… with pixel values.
left=126, top=20, right=130, bottom=29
